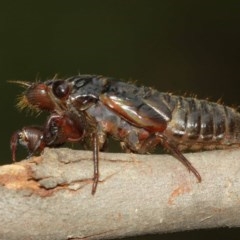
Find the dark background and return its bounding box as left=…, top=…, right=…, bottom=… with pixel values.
left=0, top=1, right=240, bottom=239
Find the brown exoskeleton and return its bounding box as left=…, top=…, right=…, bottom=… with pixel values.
left=10, top=75, right=240, bottom=194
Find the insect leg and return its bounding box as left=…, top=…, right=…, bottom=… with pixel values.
left=10, top=130, right=21, bottom=162
left=26, top=136, right=44, bottom=159
left=91, top=132, right=99, bottom=195
left=10, top=127, right=45, bottom=162
left=157, top=134, right=202, bottom=182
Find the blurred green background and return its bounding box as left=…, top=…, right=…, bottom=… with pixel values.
left=0, top=1, right=240, bottom=239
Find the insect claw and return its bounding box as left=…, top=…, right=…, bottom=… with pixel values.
left=158, top=134, right=202, bottom=182
left=26, top=152, right=34, bottom=159
left=91, top=132, right=100, bottom=195
left=10, top=130, right=21, bottom=162
left=91, top=175, right=98, bottom=195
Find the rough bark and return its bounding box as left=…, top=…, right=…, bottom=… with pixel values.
left=0, top=148, right=240, bottom=240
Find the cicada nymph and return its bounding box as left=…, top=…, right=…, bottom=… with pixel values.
left=10, top=75, right=240, bottom=194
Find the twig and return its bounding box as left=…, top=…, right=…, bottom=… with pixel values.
left=0, top=147, right=240, bottom=240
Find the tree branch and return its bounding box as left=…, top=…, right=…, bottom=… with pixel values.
left=0, top=148, right=240, bottom=240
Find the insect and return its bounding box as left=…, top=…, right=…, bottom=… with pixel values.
left=10, top=75, right=240, bottom=194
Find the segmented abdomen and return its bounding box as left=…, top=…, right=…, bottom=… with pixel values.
left=163, top=94, right=240, bottom=150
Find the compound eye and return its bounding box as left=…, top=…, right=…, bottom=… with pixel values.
left=52, top=80, right=70, bottom=99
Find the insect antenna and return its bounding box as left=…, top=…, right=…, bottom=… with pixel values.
left=8, top=80, right=32, bottom=88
